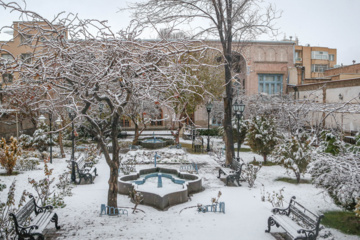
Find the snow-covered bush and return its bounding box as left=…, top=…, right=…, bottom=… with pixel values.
left=32, top=122, right=58, bottom=152
left=242, top=162, right=261, bottom=188
left=319, top=130, right=345, bottom=156
left=16, top=157, right=40, bottom=171
left=308, top=153, right=360, bottom=210
left=355, top=198, right=360, bottom=218
left=19, top=134, right=34, bottom=149
left=124, top=149, right=187, bottom=164
left=247, top=116, right=278, bottom=164
left=28, top=161, right=55, bottom=207
left=274, top=133, right=313, bottom=183
left=85, top=145, right=101, bottom=165
left=267, top=187, right=285, bottom=207
left=56, top=172, right=73, bottom=198
left=348, top=132, right=360, bottom=155
left=119, top=156, right=137, bottom=175
left=233, top=119, right=249, bottom=151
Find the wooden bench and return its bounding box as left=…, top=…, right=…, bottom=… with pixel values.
left=218, top=160, right=244, bottom=186
left=72, top=154, right=97, bottom=184
left=9, top=195, right=60, bottom=240
left=265, top=196, right=324, bottom=240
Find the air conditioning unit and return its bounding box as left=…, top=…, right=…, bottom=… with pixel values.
left=296, top=57, right=302, bottom=61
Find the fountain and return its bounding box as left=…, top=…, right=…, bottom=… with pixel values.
left=139, top=132, right=174, bottom=149
left=118, top=167, right=202, bottom=210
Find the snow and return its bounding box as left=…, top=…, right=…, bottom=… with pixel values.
left=1, top=144, right=359, bottom=240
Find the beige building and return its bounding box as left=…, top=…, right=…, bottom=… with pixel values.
left=0, top=21, right=67, bottom=85
left=293, top=45, right=337, bottom=84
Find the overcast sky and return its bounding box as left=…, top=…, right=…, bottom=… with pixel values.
left=0, top=0, right=359, bottom=65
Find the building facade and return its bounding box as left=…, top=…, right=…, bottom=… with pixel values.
left=293, top=45, right=337, bottom=84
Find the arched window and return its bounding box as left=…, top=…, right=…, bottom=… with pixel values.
left=266, top=49, right=276, bottom=62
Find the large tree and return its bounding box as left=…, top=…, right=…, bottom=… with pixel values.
left=0, top=1, right=209, bottom=208
left=129, top=0, right=279, bottom=165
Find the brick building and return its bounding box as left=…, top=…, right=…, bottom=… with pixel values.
left=293, top=44, right=337, bottom=84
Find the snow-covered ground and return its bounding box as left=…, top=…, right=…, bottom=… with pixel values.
left=1, top=144, right=359, bottom=240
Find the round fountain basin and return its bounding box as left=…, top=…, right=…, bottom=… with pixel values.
left=142, top=139, right=164, bottom=143
left=118, top=167, right=202, bottom=210
left=139, top=137, right=171, bottom=149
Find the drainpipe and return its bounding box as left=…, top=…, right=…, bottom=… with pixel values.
left=301, top=67, right=305, bottom=85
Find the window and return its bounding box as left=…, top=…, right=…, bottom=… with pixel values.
left=258, top=74, right=283, bottom=95
left=1, top=54, right=13, bottom=62
left=211, top=117, right=222, bottom=126
left=311, top=51, right=329, bottom=60
left=120, top=117, right=130, bottom=127
left=311, top=64, right=328, bottom=72
left=21, top=53, right=32, bottom=64
left=329, top=54, right=335, bottom=61
left=2, top=73, right=13, bottom=83
left=20, top=34, right=32, bottom=44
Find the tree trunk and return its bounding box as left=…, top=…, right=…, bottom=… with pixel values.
left=223, top=63, right=235, bottom=166
left=263, top=154, right=267, bottom=164
left=58, top=130, right=65, bottom=158
left=107, top=164, right=119, bottom=208
left=296, top=173, right=301, bottom=184
left=107, top=115, right=120, bottom=208
left=58, top=119, right=65, bottom=158
left=133, top=123, right=140, bottom=145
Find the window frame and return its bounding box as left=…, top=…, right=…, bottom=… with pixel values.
left=258, top=74, right=283, bottom=95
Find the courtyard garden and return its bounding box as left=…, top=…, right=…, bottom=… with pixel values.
left=0, top=129, right=359, bottom=239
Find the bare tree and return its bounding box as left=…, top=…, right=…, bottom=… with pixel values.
left=128, top=0, right=279, bottom=165
left=124, top=99, right=162, bottom=145
left=0, top=1, right=210, bottom=208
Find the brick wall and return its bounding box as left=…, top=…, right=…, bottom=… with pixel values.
left=325, top=63, right=360, bottom=76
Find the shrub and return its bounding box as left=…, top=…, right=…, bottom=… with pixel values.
left=320, top=130, right=345, bottom=156
left=274, top=133, right=313, bottom=183
left=0, top=137, right=21, bottom=175
left=242, top=162, right=262, bottom=188
left=28, top=160, right=55, bottom=206
left=198, top=128, right=220, bottom=136
left=16, top=157, right=40, bottom=171
left=355, top=198, right=360, bottom=218
left=308, top=153, right=360, bottom=210
left=19, top=134, right=33, bottom=149
left=247, top=116, right=278, bottom=164
left=85, top=145, right=100, bottom=165
left=267, top=188, right=285, bottom=207
left=233, top=119, right=248, bottom=150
